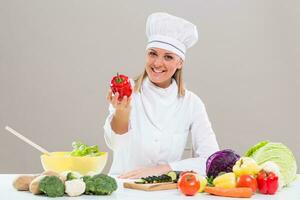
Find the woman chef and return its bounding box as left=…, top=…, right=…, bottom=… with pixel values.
left=104, top=12, right=219, bottom=178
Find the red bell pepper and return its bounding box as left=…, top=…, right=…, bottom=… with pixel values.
left=110, top=73, right=132, bottom=101
left=257, top=171, right=278, bottom=195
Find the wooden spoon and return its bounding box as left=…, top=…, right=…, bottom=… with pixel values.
left=5, top=126, right=50, bottom=155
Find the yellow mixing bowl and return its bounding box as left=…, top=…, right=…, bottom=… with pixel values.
left=40, top=152, right=108, bottom=175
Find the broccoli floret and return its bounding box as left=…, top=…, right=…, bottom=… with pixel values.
left=82, top=175, right=92, bottom=182
left=83, top=174, right=117, bottom=195
left=39, top=176, right=65, bottom=197
left=66, top=172, right=81, bottom=181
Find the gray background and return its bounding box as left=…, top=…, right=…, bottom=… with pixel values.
left=0, top=0, right=299, bottom=174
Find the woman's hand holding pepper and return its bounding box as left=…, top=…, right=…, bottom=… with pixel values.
left=106, top=89, right=132, bottom=111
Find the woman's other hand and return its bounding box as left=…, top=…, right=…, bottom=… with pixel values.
left=118, top=164, right=172, bottom=179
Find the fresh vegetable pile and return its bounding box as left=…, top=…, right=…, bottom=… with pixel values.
left=13, top=170, right=118, bottom=197
left=12, top=140, right=297, bottom=198
left=176, top=141, right=297, bottom=198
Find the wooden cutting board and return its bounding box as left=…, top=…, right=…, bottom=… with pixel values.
left=123, top=182, right=178, bottom=191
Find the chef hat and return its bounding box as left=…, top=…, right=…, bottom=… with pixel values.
left=146, top=12, right=198, bottom=60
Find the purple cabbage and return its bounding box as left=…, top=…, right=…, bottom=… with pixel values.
left=206, top=149, right=240, bottom=178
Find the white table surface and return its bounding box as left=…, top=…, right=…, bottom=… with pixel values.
left=1, top=174, right=299, bottom=200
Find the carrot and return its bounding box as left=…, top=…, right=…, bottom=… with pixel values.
left=205, top=186, right=253, bottom=198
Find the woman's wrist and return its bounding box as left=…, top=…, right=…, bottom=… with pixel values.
left=159, top=164, right=172, bottom=174
left=115, top=107, right=130, bottom=116
left=111, top=108, right=131, bottom=134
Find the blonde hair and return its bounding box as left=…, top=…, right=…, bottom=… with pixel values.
left=134, top=68, right=185, bottom=97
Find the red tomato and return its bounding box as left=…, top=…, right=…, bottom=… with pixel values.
left=178, top=173, right=200, bottom=196
left=237, top=175, right=258, bottom=192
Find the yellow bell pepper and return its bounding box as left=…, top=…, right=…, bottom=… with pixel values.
left=233, top=157, right=261, bottom=176
left=213, top=172, right=236, bottom=189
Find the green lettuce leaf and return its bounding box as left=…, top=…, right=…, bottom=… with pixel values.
left=244, top=141, right=269, bottom=157
left=70, top=141, right=101, bottom=157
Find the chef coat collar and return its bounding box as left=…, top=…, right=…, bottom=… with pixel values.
left=143, top=76, right=178, bottom=96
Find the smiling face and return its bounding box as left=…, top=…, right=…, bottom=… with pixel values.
left=145, top=48, right=183, bottom=88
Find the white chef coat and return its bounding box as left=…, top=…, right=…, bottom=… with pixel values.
left=103, top=77, right=219, bottom=176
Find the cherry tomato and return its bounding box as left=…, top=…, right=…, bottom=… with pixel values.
left=178, top=173, right=200, bottom=196
left=237, top=175, right=257, bottom=192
